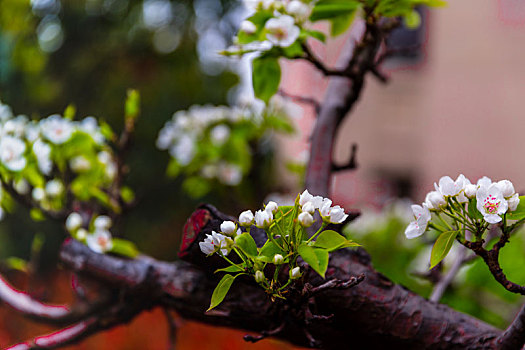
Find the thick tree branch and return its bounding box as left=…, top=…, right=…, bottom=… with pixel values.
left=497, top=303, right=525, bottom=350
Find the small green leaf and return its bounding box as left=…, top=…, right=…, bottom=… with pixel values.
left=208, top=273, right=243, bottom=311
left=257, top=241, right=285, bottom=263
left=4, top=257, right=28, bottom=272
left=314, top=248, right=329, bottom=278
left=125, top=89, right=140, bottom=121
left=304, top=29, right=326, bottom=43
left=110, top=238, right=139, bottom=258
left=430, top=231, right=458, bottom=269
left=215, top=265, right=245, bottom=273
left=298, top=244, right=329, bottom=277
left=235, top=232, right=258, bottom=257
left=467, top=198, right=483, bottom=220
left=314, top=230, right=347, bottom=251
left=30, top=208, right=45, bottom=221
left=63, top=104, right=76, bottom=120
left=252, top=56, right=281, bottom=103
left=403, top=10, right=421, bottom=29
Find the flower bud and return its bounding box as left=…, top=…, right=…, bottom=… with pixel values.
left=328, top=205, right=348, bottom=224
left=255, top=209, right=273, bottom=228
left=425, top=191, right=446, bottom=210
left=45, top=179, right=64, bottom=197
left=220, top=220, right=236, bottom=235
left=32, top=187, right=45, bottom=202
left=255, top=270, right=265, bottom=283
left=240, top=20, right=256, bottom=35
left=265, top=201, right=278, bottom=214
left=508, top=193, right=520, bottom=211
left=66, top=212, right=83, bottom=232
left=238, top=210, right=254, bottom=226
left=290, top=266, right=301, bottom=280
left=464, top=184, right=477, bottom=198
left=497, top=180, right=515, bottom=198
left=76, top=228, right=88, bottom=240
left=273, top=254, right=284, bottom=265
left=298, top=211, right=314, bottom=227
left=94, top=215, right=112, bottom=230
left=301, top=201, right=315, bottom=214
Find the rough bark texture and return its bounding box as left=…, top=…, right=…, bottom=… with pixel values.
left=49, top=206, right=502, bottom=349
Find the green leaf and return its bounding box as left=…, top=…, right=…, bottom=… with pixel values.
left=30, top=208, right=45, bottom=221
left=314, top=248, right=329, bottom=278
left=235, top=232, right=258, bottom=257
left=403, top=10, right=421, bottom=29
left=430, top=230, right=458, bottom=269
left=4, top=257, right=28, bottom=272
left=507, top=196, right=525, bottom=221
left=467, top=198, right=484, bottom=221
left=252, top=56, right=281, bottom=103
left=298, top=244, right=330, bottom=277
left=125, top=89, right=140, bottom=121
left=110, top=238, right=139, bottom=258
left=257, top=240, right=285, bottom=263
left=314, top=230, right=347, bottom=251
left=215, top=265, right=245, bottom=273
left=63, top=104, right=76, bottom=120
left=330, top=11, right=358, bottom=36
left=208, top=273, right=243, bottom=311
left=281, top=41, right=304, bottom=58
left=310, top=0, right=360, bottom=36
left=303, top=29, right=326, bottom=43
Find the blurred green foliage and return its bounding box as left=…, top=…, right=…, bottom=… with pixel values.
left=0, top=0, right=282, bottom=268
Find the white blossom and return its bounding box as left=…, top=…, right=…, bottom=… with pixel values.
left=13, top=179, right=29, bottom=195
left=255, top=209, right=273, bottom=228
left=45, top=179, right=64, bottom=197
left=70, top=155, right=91, bottom=172
left=199, top=231, right=230, bottom=256
left=32, top=187, right=45, bottom=201
left=477, top=176, right=492, bottom=189
left=424, top=191, right=446, bottom=210
left=328, top=205, right=348, bottom=224
left=286, top=0, right=312, bottom=22
left=79, top=116, right=104, bottom=144
left=496, top=180, right=515, bottom=198
left=299, top=189, right=313, bottom=206
left=76, top=228, right=88, bottom=240
left=220, top=220, right=237, bottom=235
left=264, top=15, right=300, bottom=48
left=255, top=270, right=265, bottom=283
left=66, top=212, right=83, bottom=232
left=301, top=201, right=315, bottom=214
left=405, top=204, right=431, bottom=239
left=319, top=198, right=332, bottom=217
left=4, top=115, right=28, bottom=137
left=435, top=174, right=468, bottom=197
left=476, top=184, right=508, bottom=224
left=86, top=229, right=113, bottom=254
left=273, top=254, right=284, bottom=264
left=464, top=184, right=478, bottom=198
left=265, top=201, right=278, bottom=214
left=218, top=163, right=242, bottom=186
left=94, top=215, right=112, bottom=230
left=508, top=193, right=520, bottom=212
left=169, top=134, right=195, bottom=166
left=240, top=20, right=257, bottom=35
left=33, top=139, right=52, bottom=175
left=209, top=125, right=230, bottom=146
left=239, top=210, right=254, bottom=226
left=298, top=211, right=314, bottom=227
left=290, top=266, right=301, bottom=279
left=0, top=136, right=26, bottom=171
left=40, top=114, right=74, bottom=144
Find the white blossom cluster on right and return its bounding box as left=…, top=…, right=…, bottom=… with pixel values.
left=405, top=174, right=521, bottom=239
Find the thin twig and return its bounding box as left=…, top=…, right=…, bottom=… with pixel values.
left=429, top=245, right=467, bottom=302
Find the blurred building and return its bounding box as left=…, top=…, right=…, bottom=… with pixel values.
left=279, top=0, right=525, bottom=210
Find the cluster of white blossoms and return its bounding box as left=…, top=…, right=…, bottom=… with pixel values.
left=65, top=212, right=114, bottom=253
left=240, top=0, right=313, bottom=48
left=406, top=174, right=521, bottom=239
left=156, top=105, right=252, bottom=186
left=0, top=100, right=117, bottom=210
left=199, top=220, right=242, bottom=256
left=157, top=100, right=293, bottom=190
left=298, top=189, right=349, bottom=225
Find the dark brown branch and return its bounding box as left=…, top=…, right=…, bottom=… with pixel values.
left=277, top=89, right=320, bottom=113
left=331, top=143, right=358, bottom=172
left=303, top=274, right=365, bottom=298
left=497, top=303, right=525, bottom=350
left=164, top=308, right=177, bottom=350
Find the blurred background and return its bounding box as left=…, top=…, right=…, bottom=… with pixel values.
left=1, top=0, right=525, bottom=348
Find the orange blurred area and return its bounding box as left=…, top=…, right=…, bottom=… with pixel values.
left=0, top=272, right=301, bottom=350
